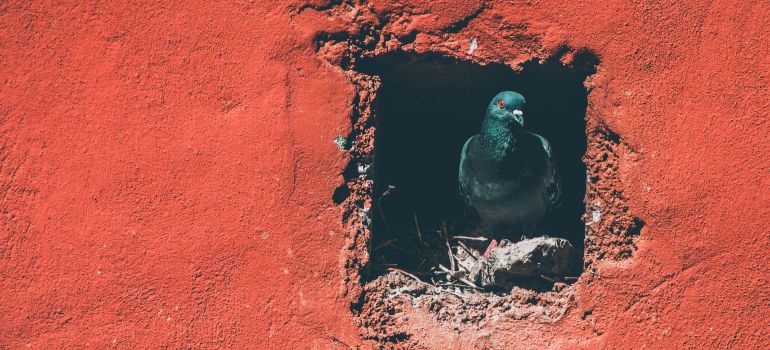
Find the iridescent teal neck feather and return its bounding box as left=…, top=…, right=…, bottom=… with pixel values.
left=476, top=90, right=527, bottom=170
left=479, top=112, right=518, bottom=161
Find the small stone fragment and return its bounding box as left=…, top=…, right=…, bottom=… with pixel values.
left=477, top=236, right=580, bottom=289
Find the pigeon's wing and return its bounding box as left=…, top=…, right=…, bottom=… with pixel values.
left=458, top=136, right=477, bottom=211
left=531, top=132, right=561, bottom=210
left=533, top=132, right=553, bottom=157
left=544, top=159, right=562, bottom=210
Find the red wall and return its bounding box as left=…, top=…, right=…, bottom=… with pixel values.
left=1, top=0, right=767, bottom=348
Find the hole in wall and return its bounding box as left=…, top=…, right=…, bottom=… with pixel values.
left=353, top=51, right=597, bottom=284
left=323, top=45, right=640, bottom=347
left=308, top=3, right=643, bottom=344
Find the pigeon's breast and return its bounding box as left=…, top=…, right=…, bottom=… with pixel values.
left=459, top=133, right=550, bottom=226
left=466, top=175, right=548, bottom=225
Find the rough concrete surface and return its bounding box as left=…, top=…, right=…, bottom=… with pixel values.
left=1, top=0, right=768, bottom=349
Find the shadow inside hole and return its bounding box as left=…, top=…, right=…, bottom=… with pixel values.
left=357, top=51, right=597, bottom=276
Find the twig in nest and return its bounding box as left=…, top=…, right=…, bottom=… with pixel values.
left=441, top=222, right=456, bottom=273
left=416, top=258, right=427, bottom=271
left=442, top=289, right=465, bottom=301
left=439, top=264, right=481, bottom=289
left=437, top=283, right=482, bottom=291
left=375, top=263, right=399, bottom=267
left=412, top=213, right=425, bottom=245
left=539, top=274, right=557, bottom=283
left=387, top=268, right=465, bottom=301
left=375, top=240, right=411, bottom=255
left=456, top=241, right=481, bottom=260
left=376, top=185, right=395, bottom=228
left=442, top=260, right=470, bottom=274
left=540, top=275, right=580, bottom=283
left=438, top=264, right=453, bottom=275
left=387, top=268, right=431, bottom=286
left=381, top=266, right=429, bottom=275
left=458, top=277, right=481, bottom=290
left=451, top=235, right=488, bottom=241
left=373, top=239, right=394, bottom=251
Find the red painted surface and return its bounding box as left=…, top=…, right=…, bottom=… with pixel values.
left=1, top=1, right=767, bottom=348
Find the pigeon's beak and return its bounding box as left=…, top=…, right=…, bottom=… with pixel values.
left=511, top=109, right=524, bottom=126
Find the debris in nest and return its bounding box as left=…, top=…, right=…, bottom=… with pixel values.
left=371, top=213, right=580, bottom=295
left=386, top=267, right=466, bottom=301
left=376, top=185, right=396, bottom=229
left=440, top=222, right=456, bottom=274
left=417, top=234, right=582, bottom=293
left=474, top=236, right=580, bottom=289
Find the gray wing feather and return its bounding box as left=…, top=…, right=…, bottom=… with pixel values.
left=531, top=132, right=561, bottom=210
left=458, top=136, right=476, bottom=210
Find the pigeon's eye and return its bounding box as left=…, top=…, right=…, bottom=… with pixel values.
left=497, top=100, right=505, bottom=109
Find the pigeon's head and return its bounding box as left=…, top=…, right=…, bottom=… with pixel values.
left=487, top=91, right=525, bottom=126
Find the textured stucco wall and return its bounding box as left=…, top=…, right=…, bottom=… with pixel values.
left=0, top=0, right=767, bottom=348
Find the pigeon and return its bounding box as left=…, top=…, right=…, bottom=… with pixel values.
left=459, top=91, right=560, bottom=237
